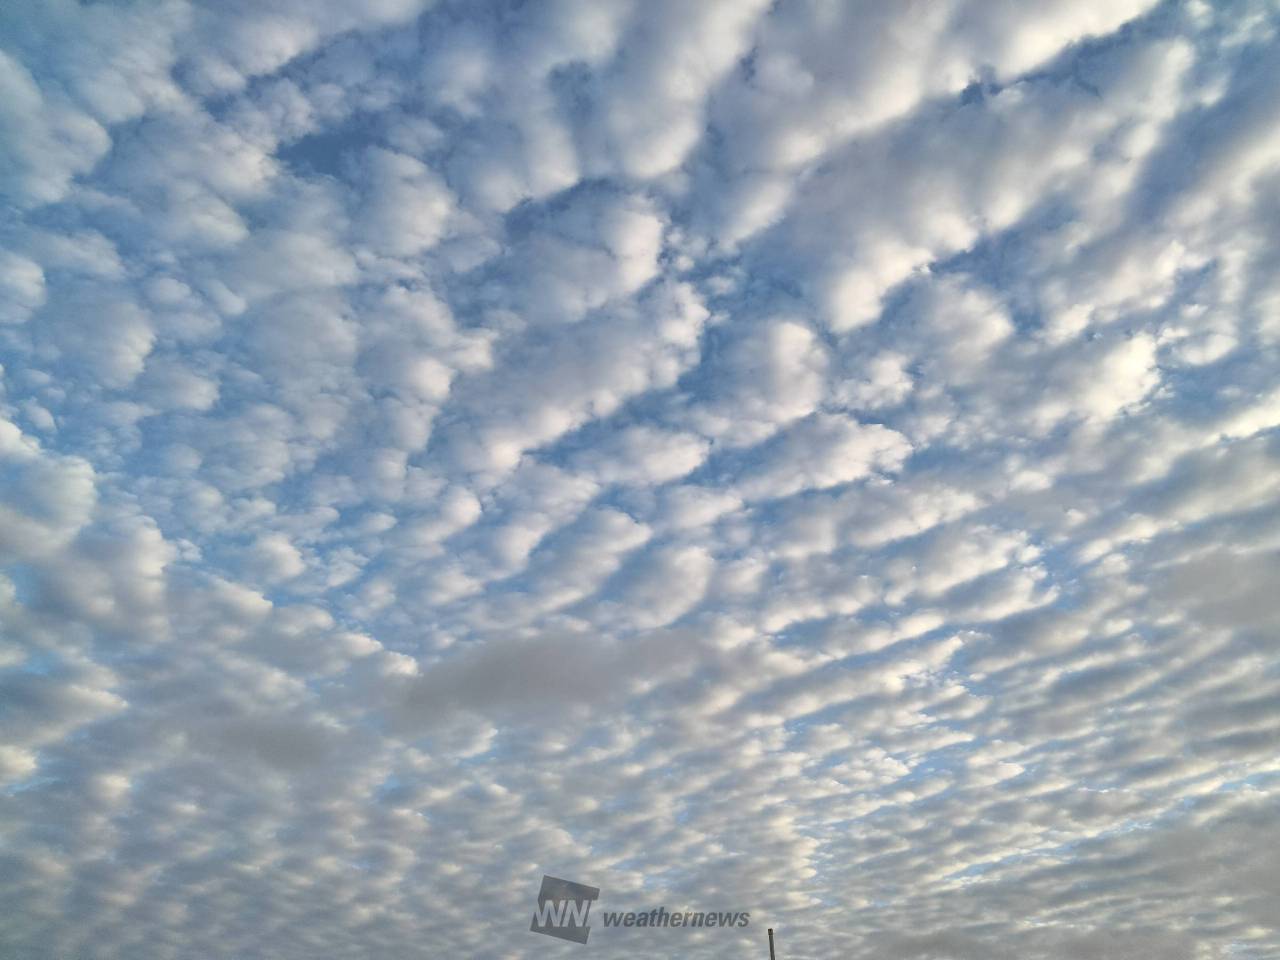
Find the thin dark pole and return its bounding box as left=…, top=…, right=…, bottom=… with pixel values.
left=768, top=927, right=776, bottom=960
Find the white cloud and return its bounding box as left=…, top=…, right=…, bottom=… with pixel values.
left=0, top=251, right=46, bottom=324
left=697, top=317, right=830, bottom=443
left=734, top=413, right=912, bottom=502
left=356, top=148, right=455, bottom=257
left=572, top=425, right=710, bottom=487
left=2, top=2, right=1279, bottom=959
left=0, top=50, right=110, bottom=208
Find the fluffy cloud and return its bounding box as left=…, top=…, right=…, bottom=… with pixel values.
left=2, top=2, right=1279, bottom=960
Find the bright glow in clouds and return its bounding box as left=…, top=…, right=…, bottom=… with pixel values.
left=2, top=2, right=1280, bottom=958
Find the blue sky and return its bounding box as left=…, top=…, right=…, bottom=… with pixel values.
left=2, top=1, right=1280, bottom=958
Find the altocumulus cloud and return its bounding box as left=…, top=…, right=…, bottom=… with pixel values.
left=2, top=1, right=1280, bottom=958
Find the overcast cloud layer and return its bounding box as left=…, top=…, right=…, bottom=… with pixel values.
left=2, top=1, right=1280, bottom=958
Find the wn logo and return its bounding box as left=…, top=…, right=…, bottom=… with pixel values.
left=530, top=875, right=600, bottom=945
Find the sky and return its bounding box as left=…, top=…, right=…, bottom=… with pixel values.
left=1, top=0, right=1279, bottom=958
